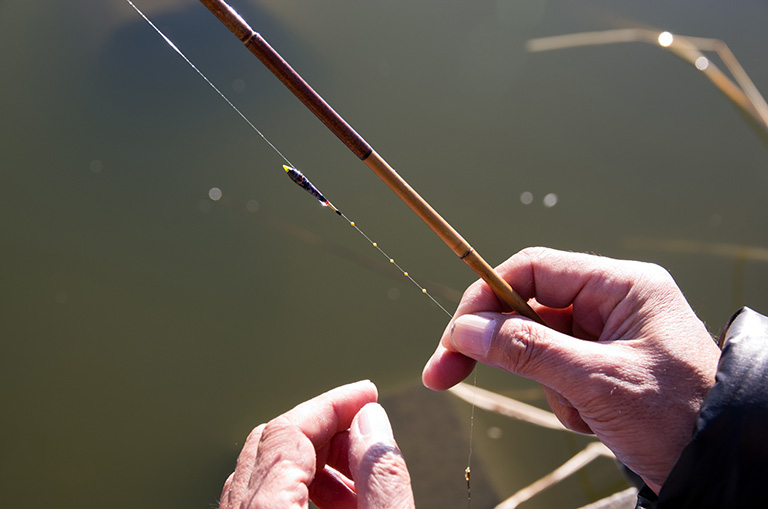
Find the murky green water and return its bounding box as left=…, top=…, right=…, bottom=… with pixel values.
left=3, top=1, right=768, bottom=507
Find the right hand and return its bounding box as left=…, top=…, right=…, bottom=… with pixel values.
left=422, top=247, right=722, bottom=493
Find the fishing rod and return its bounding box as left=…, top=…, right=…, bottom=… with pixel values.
left=198, top=0, right=546, bottom=326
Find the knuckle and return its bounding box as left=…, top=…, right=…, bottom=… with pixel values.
left=516, top=246, right=550, bottom=267
left=364, top=445, right=409, bottom=478
left=263, top=415, right=291, bottom=434
left=640, top=261, right=675, bottom=287
left=244, top=423, right=266, bottom=444
left=495, top=319, right=542, bottom=375
left=626, top=260, right=682, bottom=303
left=357, top=443, right=412, bottom=496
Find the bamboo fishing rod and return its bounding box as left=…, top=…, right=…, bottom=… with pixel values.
left=198, top=0, right=545, bottom=326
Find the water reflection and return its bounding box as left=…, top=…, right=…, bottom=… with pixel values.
left=245, top=199, right=260, bottom=213
left=89, top=160, right=104, bottom=173
left=3, top=1, right=768, bottom=508
left=542, top=193, right=559, bottom=208
left=625, top=237, right=768, bottom=263
left=232, top=78, right=246, bottom=93
left=658, top=31, right=674, bottom=47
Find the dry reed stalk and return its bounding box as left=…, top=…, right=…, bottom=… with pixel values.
left=448, top=382, right=566, bottom=431
left=527, top=29, right=768, bottom=140
left=495, top=442, right=615, bottom=509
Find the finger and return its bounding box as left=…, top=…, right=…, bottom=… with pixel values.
left=423, top=248, right=635, bottom=391
left=224, top=381, right=377, bottom=508
left=283, top=380, right=378, bottom=452
left=482, top=247, right=627, bottom=310
left=245, top=380, right=377, bottom=506
left=422, top=299, right=586, bottom=391
left=310, top=428, right=357, bottom=508
left=246, top=416, right=316, bottom=507
left=220, top=423, right=266, bottom=509
left=530, top=301, right=578, bottom=337
left=309, top=466, right=357, bottom=509
left=321, top=429, right=352, bottom=480
left=542, top=386, right=592, bottom=434
left=348, top=403, right=414, bottom=509
left=219, top=473, right=234, bottom=508
left=422, top=343, right=476, bottom=391
left=445, top=312, right=603, bottom=393
left=457, top=247, right=664, bottom=339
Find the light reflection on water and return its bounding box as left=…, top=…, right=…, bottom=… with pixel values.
left=658, top=31, right=674, bottom=47
left=2, top=0, right=768, bottom=508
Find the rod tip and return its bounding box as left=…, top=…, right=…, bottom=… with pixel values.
left=283, top=165, right=292, bottom=172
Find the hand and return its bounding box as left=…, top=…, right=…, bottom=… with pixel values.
left=220, top=380, right=414, bottom=509
left=422, top=247, right=722, bottom=493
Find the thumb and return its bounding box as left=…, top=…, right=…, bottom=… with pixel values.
left=448, top=312, right=592, bottom=391
left=348, top=403, right=415, bottom=509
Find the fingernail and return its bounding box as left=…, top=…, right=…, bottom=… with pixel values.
left=450, top=314, right=495, bottom=358
left=357, top=403, right=394, bottom=441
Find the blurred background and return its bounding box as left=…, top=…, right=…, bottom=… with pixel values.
left=2, top=0, right=767, bottom=507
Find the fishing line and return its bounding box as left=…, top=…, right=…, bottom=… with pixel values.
left=125, top=0, right=293, bottom=168
left=125, top=0, right=453, bottom=316
left=343, top=212, right=453, bottom=317
left=125, top=0, right=475, bottom=501
left=465, top=366, right=477, bottom=508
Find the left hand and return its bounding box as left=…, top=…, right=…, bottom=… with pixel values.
left=219, top=380, right=415, bottom=509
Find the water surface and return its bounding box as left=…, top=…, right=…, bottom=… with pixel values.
left=2, top=1, right=767, bottom=507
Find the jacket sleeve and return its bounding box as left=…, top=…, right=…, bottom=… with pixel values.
left=637, top=307, right=768, bottom=508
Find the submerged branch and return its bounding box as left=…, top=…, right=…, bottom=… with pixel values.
left=448, top=382, right=566, bottom=431
left=495, top=442, right=615, bottom=509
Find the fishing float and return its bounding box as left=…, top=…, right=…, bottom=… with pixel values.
left=198, top=0, right=546, bottom=326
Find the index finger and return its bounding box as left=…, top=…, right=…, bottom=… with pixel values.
left=282, top=380, right=378, bottom=451
left=455, top=247, right=650, bottom=339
